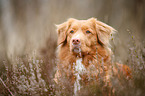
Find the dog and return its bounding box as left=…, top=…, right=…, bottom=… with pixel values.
left=54, top=18, right=131, bottom=95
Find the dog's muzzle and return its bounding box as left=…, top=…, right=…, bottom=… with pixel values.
left=72, top=38, right=81, bottom=53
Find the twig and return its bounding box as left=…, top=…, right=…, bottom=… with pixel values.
left=0, top=77, right=14, bottom=96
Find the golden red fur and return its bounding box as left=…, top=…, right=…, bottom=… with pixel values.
left=54, top=18, right=131, bottom=94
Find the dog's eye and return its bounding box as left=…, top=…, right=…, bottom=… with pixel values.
left=70, top=30, right=74, bottom=33
left=86, top=30, right=91, bottom=34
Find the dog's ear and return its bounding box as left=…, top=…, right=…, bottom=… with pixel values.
left=56, top=18, right=75, bottom=45
left=89, top=18, right=116, bottom=46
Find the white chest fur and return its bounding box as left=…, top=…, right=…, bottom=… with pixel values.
left=73, top=58, right=86, bottom=96
left=74, top=58, right=86, bottom=74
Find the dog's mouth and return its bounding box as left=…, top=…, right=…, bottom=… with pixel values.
left=72, top=47, right=81, bottom=53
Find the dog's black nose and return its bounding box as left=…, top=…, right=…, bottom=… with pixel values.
left=72, top=38, right=80, bottom=45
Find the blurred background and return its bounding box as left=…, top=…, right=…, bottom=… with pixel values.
left=0, top=0, right=145, bottom=60
left=0, top=0, right=144, bottom=95
left=0, top=0, right=144, bottom=63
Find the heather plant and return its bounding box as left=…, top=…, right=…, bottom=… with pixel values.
left=110, top=32, right=145, bottom=96
left=1, top=54, right=55, bottom=96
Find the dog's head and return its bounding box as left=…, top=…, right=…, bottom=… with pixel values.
left=56, top=18, right=115, bottom=56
